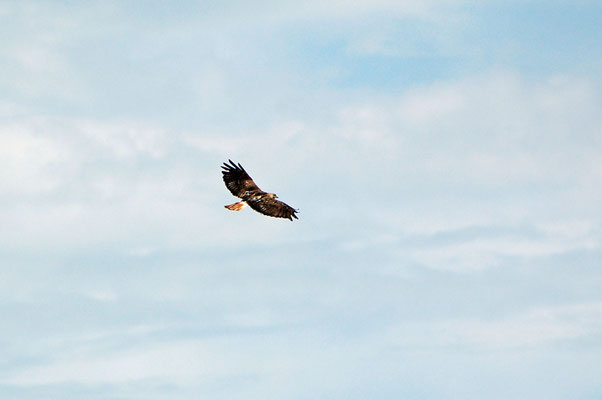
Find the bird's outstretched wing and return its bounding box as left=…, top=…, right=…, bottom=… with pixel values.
left=246, top=197, right=299, bottom=221
left=221, top=159, right=262, bottom=198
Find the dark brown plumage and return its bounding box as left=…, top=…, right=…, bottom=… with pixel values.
left=221, top=160, right=299, bottom=221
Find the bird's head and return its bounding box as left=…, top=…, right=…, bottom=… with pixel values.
left=267, top=193, right=278, bottom=199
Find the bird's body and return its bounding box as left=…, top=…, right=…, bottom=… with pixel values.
left=221, top=160, right=299, bottom=221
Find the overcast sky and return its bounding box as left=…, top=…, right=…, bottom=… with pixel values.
left=1, top=1, right=601, bottom=399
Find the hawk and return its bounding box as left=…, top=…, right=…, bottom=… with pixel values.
left=221, top=159, right=299, bottom=221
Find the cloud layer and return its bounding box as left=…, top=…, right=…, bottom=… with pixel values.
left=1, top=1, right=601, bottom=399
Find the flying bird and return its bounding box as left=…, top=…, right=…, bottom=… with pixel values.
left=221, top=159, right=299, bottom=221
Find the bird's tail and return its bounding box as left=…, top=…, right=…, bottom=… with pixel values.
left=225, top=201, right=247, bottom=211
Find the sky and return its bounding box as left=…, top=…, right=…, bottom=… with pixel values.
left=1, top=1, right=601, bottom=399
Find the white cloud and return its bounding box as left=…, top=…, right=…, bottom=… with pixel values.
left=82, top=289, right=118, bottom=302
left=5, top=301, right=601, bottom=389
left=410, top=232, right=599, bottom=272
left=442, top=302, right=602, bottom=348
left=0, top=125, right=66, bottom=194
left=187, top=0, right=473, bottom=24
left=379, top=302, right=602, bottom=351
left=79, top=120, right=170, bottom=159
left=4, top=339, right=213, bottom=385
left=366, top=72, right=600, bottom=231
left=2, top=329, right=346, bottom=387
left=2, top=70, right=600, bottom=255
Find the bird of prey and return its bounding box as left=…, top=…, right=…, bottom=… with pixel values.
left=221, top=159, right=299, bottom=221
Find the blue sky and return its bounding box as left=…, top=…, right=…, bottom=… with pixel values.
left=1, top=1, right=601, bottom=399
